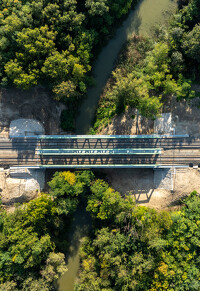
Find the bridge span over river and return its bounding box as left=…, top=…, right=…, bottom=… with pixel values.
left=0, top=134, right=200, bottom=169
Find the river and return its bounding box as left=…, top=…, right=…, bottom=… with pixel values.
left=57, top=207, right=92, bottom=291
left=58, top=0, right=178, bottom=290
left=75, top=0, right=178, bottom=134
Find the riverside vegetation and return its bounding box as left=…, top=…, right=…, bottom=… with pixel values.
left=1, top=0, right=200, bottom=290
left=0, top=171, right=94, bottom=290
left=91, top=0, right=200, bottom=133
left=0, top=0, right=139, bottom=131
left=0, top=171, right=200, bottom=290
left=1, top=0, right=199, bottom=132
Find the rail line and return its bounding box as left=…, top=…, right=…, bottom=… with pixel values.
left=1, top=155, right=200, bottom=166
left=0, top=135, right=199, bottom=168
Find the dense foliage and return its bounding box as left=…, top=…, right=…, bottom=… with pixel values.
left=169, top=0, right=200, bottom=77
left=0, top=0, right=137, bottom=102
left=0, top=170, right=94, bottom=290
left=1, top=170, right=200, bottom=290
left=91, top=0, right=200, bottom=133
left=48, top=170, right=94, bottom=215
left=0, top=194, right=66, bottom=290
left=76, top=182, right=200, bottom=291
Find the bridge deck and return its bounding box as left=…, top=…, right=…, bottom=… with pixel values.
left=0, top=135, right=199, bottom=168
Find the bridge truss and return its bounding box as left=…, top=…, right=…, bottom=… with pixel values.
left=1, top=134, right=198, bottom=169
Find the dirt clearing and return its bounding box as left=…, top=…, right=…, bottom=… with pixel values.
left=0, top=168, right=45, bottom=206
left=0, top=87, right=65, bottom=137
left=99, top=168, right=200, bottom=209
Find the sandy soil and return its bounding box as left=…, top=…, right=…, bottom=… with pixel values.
left=100, top=168, right=200, bottom=209
left=0, top=86, right=66, bottom=206
left=0, top=170, right=39, bottom=205
left=0, top=87, right=65, bottom=137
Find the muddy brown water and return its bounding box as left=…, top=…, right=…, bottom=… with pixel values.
left=58, top=0, right=178, bottom=290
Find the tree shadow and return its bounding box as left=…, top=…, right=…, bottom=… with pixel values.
left=133, top=188, right=155, bottom=204
left=170, top=95, right=200, bottom=137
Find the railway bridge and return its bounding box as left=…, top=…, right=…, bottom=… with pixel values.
left=0, top=134, right=200, bottom=169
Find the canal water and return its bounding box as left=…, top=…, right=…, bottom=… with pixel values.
left=58, top=0, right=178, bottom=290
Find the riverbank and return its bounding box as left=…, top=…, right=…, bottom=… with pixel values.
left=87, top=0, right=200, bottom=137
left=90, top=34, right=154, bottom=135
left=75, top=0, right=178, bottom=134
left=58, top=1, right=180, bottom=290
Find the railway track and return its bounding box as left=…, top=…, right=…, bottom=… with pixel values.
left=1, top=137, right=200, bottom=148
left=0, top=155, right=200, bottom=166
left=0, top=136, right=199, bottom=168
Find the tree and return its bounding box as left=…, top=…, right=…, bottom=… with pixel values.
left=41, top=51, right=70, bottom=83
left=110, top=70, right=162, bottom=118
left=151, top=192, right=200, bottom=290
left=53, top=81, right=77, bottom=101
left=0, top=281, right=17, bottom=291
left=77, top=179, right=173, bottom=291
left=48, top=171, right=94, bottom=215
left=182, top=24, right=200, bottom=62
left=109, top=0, right=133, bottom=19
left=4, top=26, right=56, bottom=89
left=87, top=179, right=124, bottom=220
left=85, top=0, right=109, bottom=17
left=22, top=194, right=56, bottom=235
left=0, top=192, right=68, bottom=289
left=0, top=214, right=54, bottom=282
left=0, top=0, right=137, bottom=110
left=41, top=252, right=68, bottom=284
left=21, top=277, right=50, bottom=291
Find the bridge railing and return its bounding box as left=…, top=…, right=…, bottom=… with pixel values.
left=37, top=148, right=161, bottom=155
left=37, top=134, right=190, bottom=139
left=9, top=134, right=189, bottom=139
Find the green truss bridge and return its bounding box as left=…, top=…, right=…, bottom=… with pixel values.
left=0, top=134, right=199, bottom=169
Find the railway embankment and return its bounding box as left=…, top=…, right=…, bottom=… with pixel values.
left=0, top=119, right=45, bottom=207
